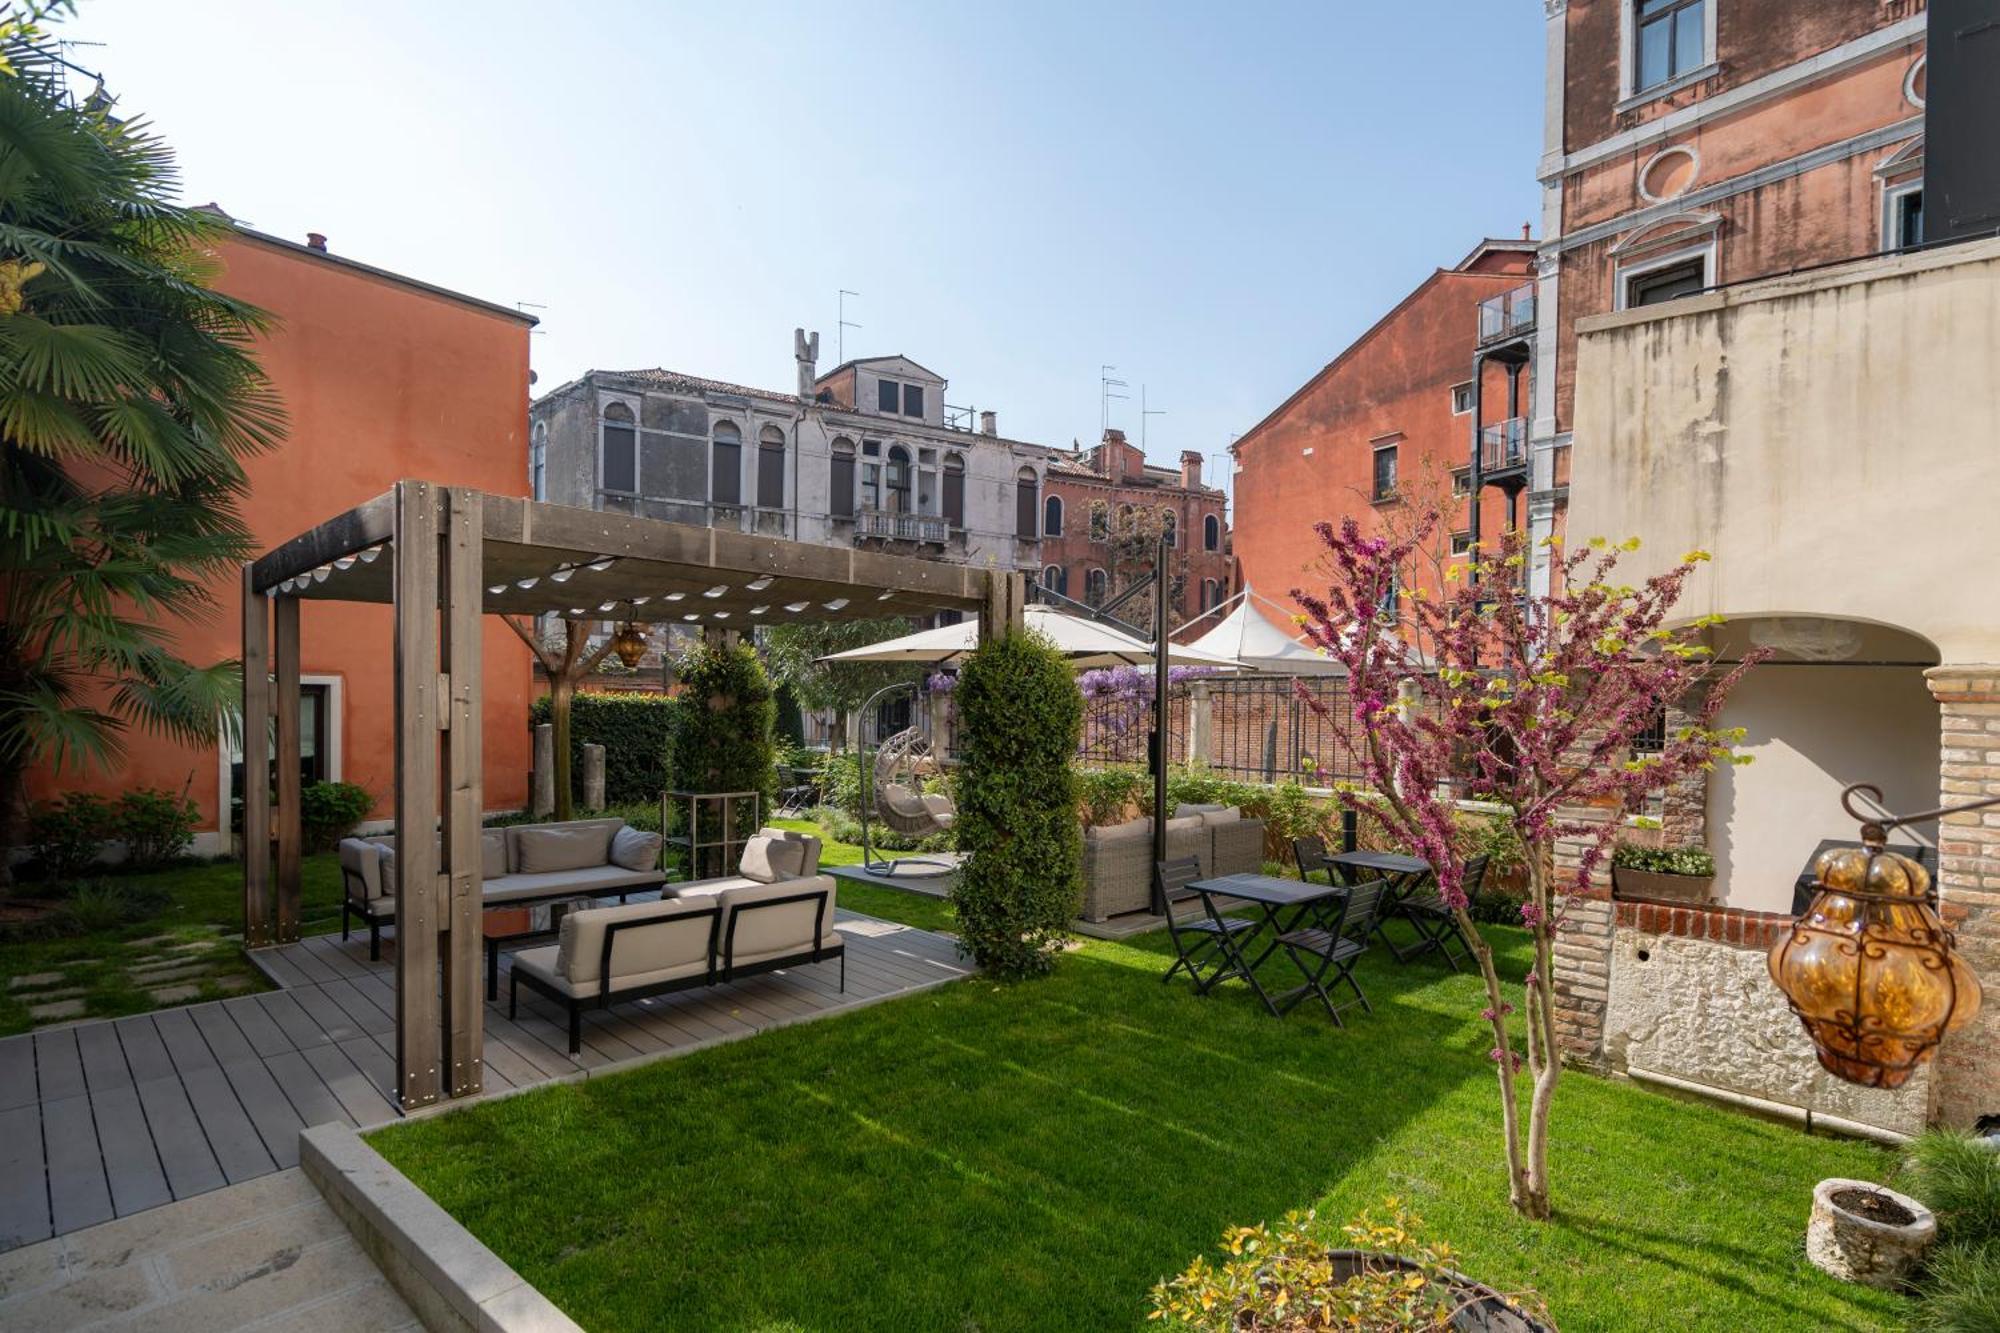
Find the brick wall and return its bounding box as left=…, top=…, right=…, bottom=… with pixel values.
left=1927, top=666, right=2000, bottom=1126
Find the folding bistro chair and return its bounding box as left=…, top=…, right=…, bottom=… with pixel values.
left=1387, top=854, right=1488, bottom=972
left=1157, top=856, right=1258, bottom=994
left=1293, top=834, right=1336, bottom=885
left=1276, top=878, right=1389, bottom=1025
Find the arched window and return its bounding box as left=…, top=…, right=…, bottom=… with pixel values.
left=600, top=402, right=637, bottom=501
left=887, top=444, right=913, bottom=513
left=711, top=421, right=742, bottom=507
left=1041, top=565, right=1068, bottom=596
left=1090, top=502, right=1110, bottom=542
left=942, top=453, right=966, bottom=527
left=530, top=420, right=547, bottom=501
left=1084, top=567, right=1108, bottom=607
left=1015, top=466, right=1039, bottom=540
left=757, top=424, right=785, bottom=509
left=1161, top=508, right=1177, bottom=548
left=1203, top=513, right=1220, bottom=551
left=1117, top=502, right=1135, bottom=534
left=829, top=437, right=856, bottom=517
left=1044, top=494, right=1064, bottom=537
left=1201, top=579, right=1219, bottom=612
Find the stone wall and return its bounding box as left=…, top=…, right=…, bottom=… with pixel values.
left=1928, top=667, right=2000, bottom=1127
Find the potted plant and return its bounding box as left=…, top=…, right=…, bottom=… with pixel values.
left=1611, top=842, right=1715, bottom=904
left=1806, top=1178, right=1936, bottom=1289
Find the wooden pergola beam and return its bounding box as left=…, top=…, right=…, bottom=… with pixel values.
left=241, top=566, right=272, bottom=947
left=273, top=594, right=302, bottom=942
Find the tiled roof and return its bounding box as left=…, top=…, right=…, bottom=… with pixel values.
left=609, top=367, right=799, bottom=404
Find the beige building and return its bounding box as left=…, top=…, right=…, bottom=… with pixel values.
left=1556, top=235, right=2000, bottom=1134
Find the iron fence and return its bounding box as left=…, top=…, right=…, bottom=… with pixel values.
left=1076, top=675, right=1367, bottom=786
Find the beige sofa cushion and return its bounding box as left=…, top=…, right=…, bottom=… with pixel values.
left=514, top=943, right=709, bottom=1000
left=717, top=878, right=839, bottom=967
left=1198, top=806, right=1242, bottom=826
left=739, top=834, right=806, bottom=884
left=482, top=829, right=507, bottom=880
left=1087, top=816, right=1151, bottom=846
left=759, top=827, right=823, bottom=876
left=554, top=894, right=719, bottom=987
left=515, top=823, right=616, bottom=874
left=610, top=826, right=663, bottom=872
left=1175, top=802, right=1226, bottom=819
left=481, top=865, right=664, bottom=904
left=504, top=818, right=622, bottom=874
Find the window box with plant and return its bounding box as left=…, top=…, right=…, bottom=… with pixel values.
left=1611, top=842, right=1716, bottom=904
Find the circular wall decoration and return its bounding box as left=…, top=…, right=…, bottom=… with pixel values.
left=1638, top=144, right=1700, bottom=204
left=1904, top=54, right=1926, bottom=109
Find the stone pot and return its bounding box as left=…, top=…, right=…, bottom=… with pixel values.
left=1610, top=866, right=1714, bottom=904
left=1324, top=1252, right=1552, bottom=1332
left=1806, top=1178, right=1935, bottom=1289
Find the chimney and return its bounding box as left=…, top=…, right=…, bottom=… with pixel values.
left=979, top=410, right=997, bottom=436
left=794, top=328, right=820, bottom=397
left=1179, top=450, right=1203, bottom=490
left=305, top=232, right=328, bottom=252
left=1521, top=222, right=1531, bottom=240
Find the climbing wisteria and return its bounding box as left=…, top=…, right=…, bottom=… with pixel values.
left=1291, top=514, right=1763, bottom=1222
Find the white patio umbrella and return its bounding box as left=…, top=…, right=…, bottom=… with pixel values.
left=1178, top=586, right=1345, bottom=676
left=818, top=604, right=1239, bottom=671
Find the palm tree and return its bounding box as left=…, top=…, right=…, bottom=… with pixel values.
left=0, top=16, right=284, bottom=870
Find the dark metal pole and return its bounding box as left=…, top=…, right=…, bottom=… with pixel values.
left=1151, top=534, right=1170, bottom=911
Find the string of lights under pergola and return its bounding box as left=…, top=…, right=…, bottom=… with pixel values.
left=242, top=480, right=1022, bottom=1111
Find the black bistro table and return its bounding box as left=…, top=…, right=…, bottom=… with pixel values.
left=1187, top=872, right=1347, bottom=1016
left=1323, top=850, right=1437, bottom=960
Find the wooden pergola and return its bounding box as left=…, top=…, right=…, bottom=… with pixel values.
left=243, top=480, right=1022, bottom=1110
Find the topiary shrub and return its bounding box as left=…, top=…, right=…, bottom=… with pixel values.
left=300, top=780, right=374, bottom=853
left=951, top=628, right=1082, bottom=977
left=529, top=690, right=679, bottom=807
left=665, top=639, right=777, bottom=876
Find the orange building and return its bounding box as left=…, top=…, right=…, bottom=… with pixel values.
left=26, top=223, right=538, bottom=853
left=1230, top=239, right=1535, bottom=618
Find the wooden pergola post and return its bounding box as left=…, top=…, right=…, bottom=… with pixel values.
left=273, top=593, right=303, bottom=943
left=392, top=480, right=444, bottom=1109
left=241, top=566, right=272, bottom=948
left=441, top=487, right=484, bottom=1098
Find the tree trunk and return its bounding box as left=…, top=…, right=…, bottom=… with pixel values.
left=550, top=675, right=574, bottom=822
left=1459, top=907, right=1535, bottom=1217
left=1516, top=842, right=1561, bottom=1221
left=0, top=757, right=22, bottom=887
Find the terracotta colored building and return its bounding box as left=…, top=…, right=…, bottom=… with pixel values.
left=1522, top=0, right=1929, bottom=591
left=26, top=224, right=538, bottom=854
left=1038, top=429, right=1233, bottom=632
left=1230, top=240, right=1535, bottom=618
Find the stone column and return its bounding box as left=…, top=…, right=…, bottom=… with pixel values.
left=581, top=743, right=606, bottom=811
left=1926, top=665, right=2000, bottom=1126
left=531, top=723, right=555, bottom=818
left=1188, top=682, right=1213, bottom=769
left=1550, top=804, right=1616, bottom=1069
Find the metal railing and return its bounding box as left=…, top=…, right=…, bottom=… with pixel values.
left=1479, top=417, right=1529, bottom=472
left=854, top=509, right=951, bottom=544
left=1477, top=283, right=1536, bottom=343
left=1075, top=676, right=1368, bottom=786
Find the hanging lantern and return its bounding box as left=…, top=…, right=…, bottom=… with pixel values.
left=609, top=621, right=649, bottom=669
left=1769, top=796, right=1983, bottom=1089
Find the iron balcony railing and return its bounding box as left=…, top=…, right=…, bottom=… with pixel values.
left=854, top=508, right=951, bottom=544
left=1479, top=417, right=1529, bottom=473
left=1477, top=283, right=1537, bottom=344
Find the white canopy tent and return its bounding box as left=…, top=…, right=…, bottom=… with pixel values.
left=1178, top=587, right=1344, bottom=676
left=818, top=604, right=1240, bottom=671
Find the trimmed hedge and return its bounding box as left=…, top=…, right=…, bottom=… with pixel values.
left=951, top=628, right=1082, bottom=977
left=529, top=691, right=677, bottom=807
left=665, top=639, right=777, bottom=877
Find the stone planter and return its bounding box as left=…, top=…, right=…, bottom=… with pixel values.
left=1611, top=866, right=1714, bottom=904
left=1806, top=1178, right=1935, bottom=1289
left=1324, top=1252, right=1552, bottom=1332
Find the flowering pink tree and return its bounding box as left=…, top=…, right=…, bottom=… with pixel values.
left=1291, top=515, right=1762, bottom=1221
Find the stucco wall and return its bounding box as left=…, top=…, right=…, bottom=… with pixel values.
left=1570, top=236, right=2000, bottom=664
left=1602, top=927, right=1932, bottom=1136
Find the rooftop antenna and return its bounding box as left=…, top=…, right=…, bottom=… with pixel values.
left=1212, top=432, right=1242, bottom=504
left=838, top=289, right=861, bottom=364
left=1140, top=384, right=1166, bottom=452
left=516, top=300, right=548, bottom=335
left=1100, top=365, right=1128, bottom=434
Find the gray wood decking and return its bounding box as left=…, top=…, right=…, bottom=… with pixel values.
left=0, top=910, right=971, bottom=1253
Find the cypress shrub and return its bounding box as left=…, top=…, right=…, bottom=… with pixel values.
left=665, top=639, right=777, bottom=875
left=529, top=691, right=679, bottom=807
left=950, top=628, right=1082, bottom=977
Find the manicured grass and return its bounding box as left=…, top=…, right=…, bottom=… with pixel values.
left=0, top=852, right=345, bottom=1035
left=371, top=921, right=1909, bottom=1332
left=771, top=815, right=959, bottom=935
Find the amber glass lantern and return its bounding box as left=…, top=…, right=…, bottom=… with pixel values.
left=609, top=621, right=649, bottom=669
left=1769, top=834, right=1982, bottom=1089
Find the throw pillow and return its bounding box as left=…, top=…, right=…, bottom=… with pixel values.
left=739, top=834, right=807, bottom=884
left=610, top=826, right=664, bottom=873
left=516, top=824, right=615, bottom=875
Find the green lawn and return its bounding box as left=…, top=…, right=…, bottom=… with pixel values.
left=370, top=919, right=1909, bottom=1332
left=0, top=852, right=346, bottom=1035
left=772, top=815, right=959, bottom=934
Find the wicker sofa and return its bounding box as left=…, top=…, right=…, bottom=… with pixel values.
left=337, top=817, right=667, bottom=960
left=1080, top=804, right=1267, bottom=922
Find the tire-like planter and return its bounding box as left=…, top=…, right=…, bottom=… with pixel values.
left=1324, top=1251, right=1554, bottom=1332
left=1806, top=1179, right=1935, bottom=1289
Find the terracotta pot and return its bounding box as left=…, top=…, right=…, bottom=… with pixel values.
left=1806, top=1178, right=1935, bottom=1289
left=1611, top=866, right=1714, bottom=904
left=1323, top=1252, right=1552, bottom=1332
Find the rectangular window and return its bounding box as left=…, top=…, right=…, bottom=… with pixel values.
left=862, top=461, right=881, bottom=511
left=1890, top=185, right=1925, bottom=251
left=1372, top=445, right=1398, bottom=502
left=831, top=453, right=855, bottom=517
left=1635, top=0, right=1705, bottom=93
left=903, top=384, right=924, bottom=418
left=1451, top=382, right=1474, bottom=415
left=602, top=422, right=637, bottom=494
left=1625, top=255, right=1707, bottom=308
left=712, top=438, right=741, bottom=507
left=943, top=467, right=964, bottom=526
left=1451, top=468, right=1472, bottom=498
left=1450, top=531, right=1472, bottom=556
left=877, top=379, right=900, bottom=413
left=757, top=440, right=784, bottom=509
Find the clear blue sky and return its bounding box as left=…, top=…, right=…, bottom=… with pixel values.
left=68, top=1, right=1544, bottom=492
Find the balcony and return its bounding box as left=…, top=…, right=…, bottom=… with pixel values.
left=1477, top=283, right=1536, bottom=345
left=854, top=508, right=950, bottom=545
left=1478, top=417, right=1529, bottom=475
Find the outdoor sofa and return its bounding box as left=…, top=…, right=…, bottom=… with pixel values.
left=337, top=816, right=668, bottom=960
left=1080, top=803, right=1266, bottom=922
left=508, top=827, right=841, bottom=1051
